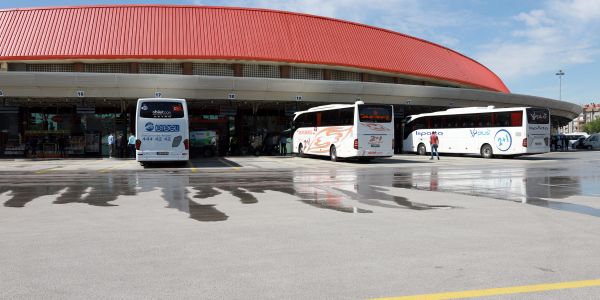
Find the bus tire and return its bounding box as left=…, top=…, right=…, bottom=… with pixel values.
left=330, top=145, right=338, bottom=162
left=587, top=145, right=593, bottom=150
left=481, top=144, right=494, bottom=159
left=298, top=144, right=305, bottom=158
left=417, top=143, right=427, bottom=156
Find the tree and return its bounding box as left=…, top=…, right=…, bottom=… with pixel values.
left=583, top=117, right=600, bottom=134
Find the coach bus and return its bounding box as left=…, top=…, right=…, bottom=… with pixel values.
left=135, top=98, right=190, bottom=162
left=292, top=101, right=394, bottom=161
left=402, top=106, right=550, bottom=158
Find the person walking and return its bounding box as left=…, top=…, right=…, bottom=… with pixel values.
left=107, top=133, right=115, bottom=158
left=429, top=131, right=439, bottom=160
left=128, top=133, right=136, bottom=158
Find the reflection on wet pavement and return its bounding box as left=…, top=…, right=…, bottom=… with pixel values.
left=1, top=164, right=599, bottom=221
left=394, top=167, right=600, bottom=218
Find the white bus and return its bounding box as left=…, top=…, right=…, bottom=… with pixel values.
left=292, top=101, right=394, bottom=161
left=402, top=106, right=550, bottom=158
left=135, top=98, right=189, bottom=162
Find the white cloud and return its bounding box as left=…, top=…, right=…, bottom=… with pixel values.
left=475, top=0, right=600, bottom=81
left=549, top=0, right=600, bottom=22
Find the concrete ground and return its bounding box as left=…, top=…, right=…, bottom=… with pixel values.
left=0, top=151, right=599, bottom=299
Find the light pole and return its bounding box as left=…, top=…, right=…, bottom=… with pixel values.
left=555, top=69, right=565, bottom=100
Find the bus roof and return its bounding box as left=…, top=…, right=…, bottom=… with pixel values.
left=293, top=103, right=355, bottom=120
left=406, top=106, right=536, bottom=120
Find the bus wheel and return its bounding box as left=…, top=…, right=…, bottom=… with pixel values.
left=417, top=143, right=426, bottom=156
left=298, top=144, right=305, bottom=157
left=587, top=145, right=593, bottom=150
left=330, top=145, right=338, bottom=162
left=481, top=144, right=494, bottom=159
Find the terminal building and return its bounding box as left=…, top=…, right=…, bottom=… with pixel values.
left=0, top=5, right=581, bottom=157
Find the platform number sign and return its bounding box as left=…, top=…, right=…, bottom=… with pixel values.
left=0, top=90, right=4, bottom=97
left=228, top=93, right=236, bottom=100
left=295, top=95, right=302, bottom=101
left=76, top=90, right=85, bottom=97
left=154, top=91, right=162, bottom=98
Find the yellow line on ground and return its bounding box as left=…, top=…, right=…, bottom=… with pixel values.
left=372, top=279, right=600, bottom=300
left=35, top=167, right=62, bottom=174
left=217, top=158, right=240, bottom=170
left=98, top=161, right=133, bottom=173
left=187, top=161, right=198, bottom=173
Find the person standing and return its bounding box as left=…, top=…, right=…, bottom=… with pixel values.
left=107, top=133, right=115, bottom=158
left=429, top=131, right=439, bottom=160
left=29, top=137, right=38, bottom=158
left=279, top=134, right=287, bottom=156
left=58, top=136, right=67, bottom=158
left=128, top=134, right=136, bottom=158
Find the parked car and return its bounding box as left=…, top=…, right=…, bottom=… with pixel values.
left=564, top=132, right=589, bottom=149
left=583, top=133, right=600, bottom=150
left=574, top=136, right=588, bottom=149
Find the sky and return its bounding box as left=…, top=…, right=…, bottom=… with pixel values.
left=2, top=0, right=599, bottom=105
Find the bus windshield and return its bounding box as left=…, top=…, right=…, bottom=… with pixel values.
left=358, top=105, right=392, bottom=123
left=526, top=108, right=549, bottom=124
left=140, top=102, right=184, bottom=119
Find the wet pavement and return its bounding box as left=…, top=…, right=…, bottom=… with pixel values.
left=1, top=161, right=599, bottom=220
left=1, top=151, right=599, bottom=299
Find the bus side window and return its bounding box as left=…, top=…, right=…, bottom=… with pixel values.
left=307, top=112, right=316, bottom=127
left=510, top=111, right=523, bottom=126
left=494, top=112, right=511, bottom=127
left=296, top=114, right=306, bottom=128
left=481, top=113, right=492, bottom=127
left=424, top=117, right=431, bottom=129
left=340, top=108, right=354, bottom=126
left=432, top=116, right=440, bottom=129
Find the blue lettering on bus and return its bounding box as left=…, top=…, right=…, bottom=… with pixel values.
left=416, top=131, right=443, bottom=136
left=494, top=129, right=512, bottom=152
left=154, top=124, right=180, bottom=132
left=469, top=129, right=491, bottom=138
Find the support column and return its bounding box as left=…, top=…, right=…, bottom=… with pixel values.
left=233, top=64, right=243, bottom=77
left=360, top=73, right=369, bottom=82
left=129, top=62, right=139, bottom=73
left=323, top=69, right=332, bottom=80
left=74, top=63, right=84, bottom=72
left=183, top=62, right=193, bottom=75
left=280, top=66, right=290, bottom=79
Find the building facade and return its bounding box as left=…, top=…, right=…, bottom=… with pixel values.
left=0, top=5, right=582, bottom=157
left=560, top=103, right=600, bottom=133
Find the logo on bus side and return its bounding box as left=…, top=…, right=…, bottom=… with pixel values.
left=494, top=129, right=512, bottom=152
left=368, top=136, right=383, bottom=147
left=470, top=129, right=491, bottom=138
left=416, top=131, right=443, bottom=136
left=145, top=122, right=180, bottom=132
left=145, top=122, right=155, bottom=132
left=528, top=125, right=549, bottom=131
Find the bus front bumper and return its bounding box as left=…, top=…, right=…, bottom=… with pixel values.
left=136, top=151, right=189, bottom=161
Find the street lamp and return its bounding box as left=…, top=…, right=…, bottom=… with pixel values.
left=555, top=70, right=565, bottom=100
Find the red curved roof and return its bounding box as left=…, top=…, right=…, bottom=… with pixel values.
left=0, top=5, right=509, bottom=93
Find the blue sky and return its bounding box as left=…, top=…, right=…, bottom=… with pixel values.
left=2, top=0, right=599, bottom=105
